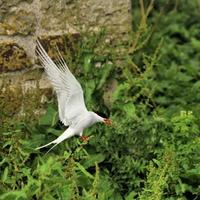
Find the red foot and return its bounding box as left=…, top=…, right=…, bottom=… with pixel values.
left=80, top=135, right=89, bottom=142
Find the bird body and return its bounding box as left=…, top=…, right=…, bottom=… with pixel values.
left=35, top=40, right=112, bottom=152
left=70, top=112, right=104, bottom=133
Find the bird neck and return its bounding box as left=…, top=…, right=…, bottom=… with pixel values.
left=91, top=112, right=104, bottom=123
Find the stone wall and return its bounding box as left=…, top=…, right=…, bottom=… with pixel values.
left=0, top=0, right=132, bottom=118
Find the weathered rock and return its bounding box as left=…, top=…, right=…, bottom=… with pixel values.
left=0, top=83, right=23, bottom=116
left=0, top=69, right=53, bottom=120
left=37, top=33, right=81, bottom=61
left=78, top=0, right=131, bottom=34
left=0, top=10, right=36, bottom=35
left=0, top=41, right=31, bottom=72
left=103, top=79, right=118, bottom=107
left=40, top=0, right=131, bottom=36
left=0, top=0, right=33, bottom=17
left=40, top=0, right=69, bottom=31
left=22, top=68, right=43, bottom=81
left=0, top=0, right=33, bottom=8
left=0, top=0, right=132, bottom=117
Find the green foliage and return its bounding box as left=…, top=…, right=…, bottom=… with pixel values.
left=1, top=0, right=200, bottom=199
left=39, top=105, right=58, bottom=127
left=139, top=148, right=176, bottom=200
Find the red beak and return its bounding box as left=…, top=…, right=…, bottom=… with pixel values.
left=103, top=118, right=112, bottom=126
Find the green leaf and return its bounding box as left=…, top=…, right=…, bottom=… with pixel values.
left=1, top=167, right=8, bottom=183
left=46, top=128, right=63, bottom=136
left=97, top=63, right=113, bottom=90
left=83, top=54, right=92, bottom=75
left=84, top=80, right=96, bottom=105
left=191, top=38, right=200, bottom=51
left=122, top=103, right=136, bottom=118
left=39, top=105, right=58, bottom=127
left=184, top=167, right=200, bottom=181
left=81, top=153, right=106, bottom=169
left=125, top=191, right=137, bottom=200
left=3, top=141, right=12, bottom=148
left=111, top=83, right=129, bottom=102
left=63, top=151, right=71, bottom=159
left=0, top=191, right=27, bottom=200
left=76, top=162, right=94, bottom=180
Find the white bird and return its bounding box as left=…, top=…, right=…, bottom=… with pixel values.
left=35, top=39, right=112, bottom=153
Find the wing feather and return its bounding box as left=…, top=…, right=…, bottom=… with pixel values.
left=36, top=40, right=88, bottom=126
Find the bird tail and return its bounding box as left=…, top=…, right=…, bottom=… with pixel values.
left=35, top=127, right=75, bottom=154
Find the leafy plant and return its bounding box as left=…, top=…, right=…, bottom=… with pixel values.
left=1, top=0, right=200, bottom=199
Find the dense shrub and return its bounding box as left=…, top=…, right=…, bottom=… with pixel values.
left=1, top=1, right=200, bottom=199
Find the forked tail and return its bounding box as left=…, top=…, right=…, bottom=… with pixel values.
left=35, top=128, right=75, bottom=154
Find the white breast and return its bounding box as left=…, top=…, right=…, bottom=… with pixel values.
left=72, top=112, right=96, bottom=134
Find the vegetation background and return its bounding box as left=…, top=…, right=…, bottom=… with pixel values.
left=1, top=0, right=200, bottom=199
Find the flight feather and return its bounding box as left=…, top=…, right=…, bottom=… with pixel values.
left=36, top=40, right=88, bottom=126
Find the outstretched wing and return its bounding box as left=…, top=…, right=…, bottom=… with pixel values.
left=36, top=40, right=88, bottom=126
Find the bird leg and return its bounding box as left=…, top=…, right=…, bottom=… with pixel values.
left=80, top=135, right=89, bottom=142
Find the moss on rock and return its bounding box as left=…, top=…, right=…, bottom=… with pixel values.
left=37, top=34, right=80, bottom=61
left=0, top=41, right=31, bottom=72
left=0, top=83, right=23, bottom=117
left=22, top=68, right=43, bottom=81
left=0, top=71, right=54, bottom=123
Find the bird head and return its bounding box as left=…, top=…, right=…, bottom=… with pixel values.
left=92, top=112, right=112, bottom=126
